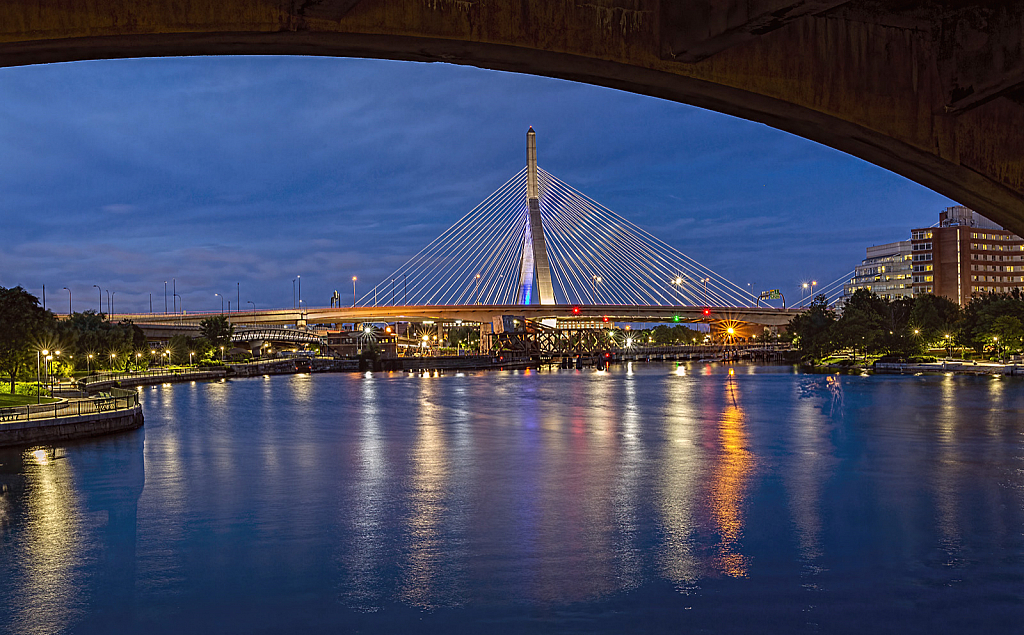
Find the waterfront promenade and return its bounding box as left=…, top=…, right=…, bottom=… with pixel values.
left=0, top=387, right=142, bottom=447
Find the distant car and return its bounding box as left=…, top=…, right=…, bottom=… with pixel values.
left=293, top=359, right=312, bottom=373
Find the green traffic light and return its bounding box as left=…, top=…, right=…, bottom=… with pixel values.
left=673, top=315, right=680, bottom=322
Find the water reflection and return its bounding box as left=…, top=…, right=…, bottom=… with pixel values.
left=708, top=376, right=753, bottom=578
left=658, top=369, right=702, bottom=589
left=0, top=430, right=144, bottom=633
left=399, top=378, right=463, bottom=609
left=2, top=367, right=1023, bottom=634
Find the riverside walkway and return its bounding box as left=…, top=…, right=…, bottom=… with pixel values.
left=0, top=387, right=143, bottom=447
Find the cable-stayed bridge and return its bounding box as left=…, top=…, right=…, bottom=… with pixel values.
left=129, top=129, right=799, bottom=330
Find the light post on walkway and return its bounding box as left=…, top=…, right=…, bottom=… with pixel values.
left=248, top=301, right=255, bottom=326
left=94, top=285, right=102, bottom=313
left=352, top=276, right=357, bottom=306
left=37, top=349, right=48, bottom=404
left=215, top=293, right=224, bottom=315
left=63, top=287, right=71, bottom=316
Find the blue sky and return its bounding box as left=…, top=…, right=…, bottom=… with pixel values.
left=0, top=56, right=953, bottom=313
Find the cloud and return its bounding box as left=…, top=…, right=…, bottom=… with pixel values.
left=101, top=203, right=137, bottom=214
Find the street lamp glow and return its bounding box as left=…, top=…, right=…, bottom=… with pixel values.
left=727, top=327, right=735, bottom=335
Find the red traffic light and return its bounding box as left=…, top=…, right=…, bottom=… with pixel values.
left=572, top=306, right=580, bottom=314
left=703, top=308, right=711, bottom=316
left=602, top=315, right=609, bottom=322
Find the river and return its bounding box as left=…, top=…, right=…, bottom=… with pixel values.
left=1, top=363, right=1022, bottom=633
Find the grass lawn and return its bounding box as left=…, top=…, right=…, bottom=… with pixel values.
left=0, top=393, right=58, bottom=407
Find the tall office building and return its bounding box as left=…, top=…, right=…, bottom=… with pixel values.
left=910, top=206, right=1024, bottom=304
left=845, top=206, right=1024, bottom=306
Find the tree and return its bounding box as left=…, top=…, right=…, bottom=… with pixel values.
left=199, top=316, right=234, bottom=352
left=910, top=294, right=961, bottom=354
left=0, top=286, right=54, bottom=393
left=990, top=315, right=1024, bottom=355
left=788, top=294, right=837, bottom=360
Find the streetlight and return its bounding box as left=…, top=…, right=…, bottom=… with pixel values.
left=62, top=286, right=71, bottom=316
left=37, top=349, right=49, bottom=404
left=802, top=282, right=809, bottom=301
left=111, top=291, right=116, bottom=315
left=46, top=353, right=54, bottom=393
left=164, top=281, right=168, bottom=314
left=475, top=274, right=481, bottom=304
left=215, top=293, right=224, bottom=314
left=189, top=351, right=194, bottom=366
left=94, top=284, right=102, bottom=313
left=87, top=354, right=93, bottom=375
left=352, top=276, right=357, bottom=306
left=110, top=352, right=116, bottom=371
left=220, top=346, right=225, bottom=362
left=248, top=300, right=256, bottom=326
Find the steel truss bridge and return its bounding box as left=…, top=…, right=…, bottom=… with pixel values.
left=125, top=130, right=802, bottom=334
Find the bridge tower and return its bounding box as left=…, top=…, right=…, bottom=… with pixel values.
left=517, top=127, right=556, bottom=305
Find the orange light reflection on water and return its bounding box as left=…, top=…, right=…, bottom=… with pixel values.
left=708, top=377, right=753, bottom=578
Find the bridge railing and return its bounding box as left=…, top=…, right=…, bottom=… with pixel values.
left=79, top=367, right=225, bottom=387
left=0, top=388, right=140, bottom=424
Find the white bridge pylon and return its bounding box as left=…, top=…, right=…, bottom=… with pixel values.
left=357, top=132, right=757, bottom=309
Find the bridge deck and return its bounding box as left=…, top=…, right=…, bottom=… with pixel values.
left=117, top=304, right=798, bottom=327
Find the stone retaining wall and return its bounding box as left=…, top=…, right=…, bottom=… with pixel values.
left=0, top=406, right=143, bottom=448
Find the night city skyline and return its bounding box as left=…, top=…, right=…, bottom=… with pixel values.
left=0, top=55, right=954, bottom=313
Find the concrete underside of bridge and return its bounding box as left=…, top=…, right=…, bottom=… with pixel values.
left=1, top=2, right=1023, bottom=234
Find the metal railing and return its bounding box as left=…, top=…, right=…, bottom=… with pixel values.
left=0, top=388, right=140, bottom=424
left=79, top=367, right=226, bottom=387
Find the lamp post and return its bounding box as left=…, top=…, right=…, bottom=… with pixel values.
left=37, top=349, right=48, bottom=404
left=110, top=352, right=116, bottom=371
left=297, top=275, right=301, bottom=308
left=164, top=281, right=168, bottom=314
left=63, top=287, right=71, bottom=316
left=94, top=284, right=102, bottom=313
left=352, top=276, right=357, bottom=306
left=136, top=352, right=142, bottom=371
left=189, top=351, right=194, bottom=367
left=111, top=291, right=116, bottom=316
left=87, top=354, right=93, bottom=375
left=215, top=293, right=224, bottom=314
left=802, top=282, right=809, bottom=301
left=475, top=274, right=481, bottom=304
left=248, top=300, right=255, bottom=326
left=220, top=346, right=225, bottom=363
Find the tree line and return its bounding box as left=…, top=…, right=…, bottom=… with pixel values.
left=789, top=289, right=1024, bottom=361
left=0, top=285, right=235, bottom=393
